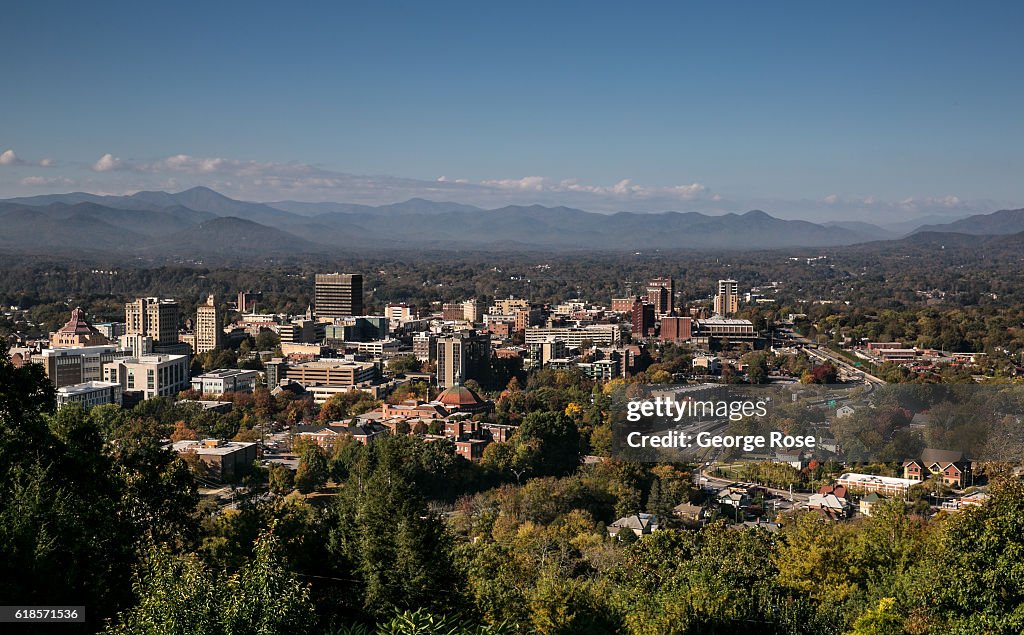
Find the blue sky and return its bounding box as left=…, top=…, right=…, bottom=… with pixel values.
left=1, top=0, right=1022, bottom=221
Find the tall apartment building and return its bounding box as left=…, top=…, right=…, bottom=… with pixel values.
left=195, top=294, right=223, bottom=354
left=646, top=277, right=675, bottom=317
left=315, top=273, right=363, bottom=319
left=125, top=298, right=180, bottom=349
left=413, top=332, right=436, bottom=362
left=436, top=330, right=491, bottom=389
left=631, top=297, right=656, bottom=337
left=386, top=303, right=414, bottom=325
left=713, top=279, right=739, bottom=316
left=236, top=291, right=262, bottom=313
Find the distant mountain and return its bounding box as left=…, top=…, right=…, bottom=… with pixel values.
left=822, top=221, right=895, bottom=242
left=269, top=197, right=485, bottom=217
left=142, top=217, right=323, bottom=257
left=911, top=208, right=1024, bottom=236
left=0, top=187, right=914, bottom=255
left=0, top=205, right=149, bottom=253
left=881, top=213, right=972, bottom=236
left=128, top=186, right=302, bottom=225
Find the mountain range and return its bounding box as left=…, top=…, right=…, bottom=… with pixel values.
left=0, top=186, right=1015, bottom=259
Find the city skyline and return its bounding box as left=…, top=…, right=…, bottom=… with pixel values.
left=2, top=1, right=1023, bottom=222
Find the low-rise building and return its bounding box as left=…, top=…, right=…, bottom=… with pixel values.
left=191, top=368, right=258, bottom=395
left=173, top=439, right=258, bottom=482
left=56, top=380, right=122, bottom=409
left=102, top=354, right=190, bottom=399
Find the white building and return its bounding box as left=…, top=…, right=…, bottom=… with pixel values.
left=103, top=354, right=190, bottom=399
left=190, top=368, right=258, bottom=395
left=56, top=381, right=123, bottom=409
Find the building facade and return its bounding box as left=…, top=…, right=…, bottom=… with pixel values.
left=103, top=354, right=190, bottom=399
left=436, top=330, right=491, bottom=389
left=315, top=273, right=363, bottom=319
left=195, top=294, right=223, bottom=354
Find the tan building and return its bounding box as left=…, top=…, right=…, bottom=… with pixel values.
left=281, top=360, right=377, bottom=387
left=195, top=294, right=223, bottom=354
left=125, top=298, right=180, bottom=348
left=713, top=279, right=739, bottom=316
left=50, top=307, right=111, bottom=347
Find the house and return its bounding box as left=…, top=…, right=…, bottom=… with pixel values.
left=859, top=492, right=881, bottom=517
left=835, top=405, right=855, bottom=419
left=903, top=448, right=972, bottom=488
left=608, top=513, right=659, bottom=538
left=807, top=492, right=850, bottom=519
left=672, top=502, right=707, bottom=525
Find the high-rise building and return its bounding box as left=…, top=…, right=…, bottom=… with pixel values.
left=714, top=279, right=739, bottom=316
left=315, top=273, right=363, bottom=319
left=631, top=297, right=656, bottom=337
left=436, top=330, right=491, bottom=389
left=125, top=298, right=180, bottom=348
left=195, top=294, right=223, bottom=354
left=42, top=345, right=132, bottom=388
left=646, top=277, right=675, bottom=317
left=237, top=291, right=262, bottom=313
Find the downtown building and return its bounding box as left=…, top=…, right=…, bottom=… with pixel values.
left=713, top=279, right=739, bottom=317
left=102, top=354, right=190, bottom=399
left=436, top=330, right=491, bottom=389
left=125, top=297, right=186, bottom=354
left=194, top=294, right=223, bottom=354
left=315, top=273, right=363, bottom=319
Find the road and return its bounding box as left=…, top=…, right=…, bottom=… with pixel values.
left=698, top=471, right=813, bottom=504
left=775, top=327, right=887, bottom=386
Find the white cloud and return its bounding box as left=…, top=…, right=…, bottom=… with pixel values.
left=823, top=194, right=839, bottom=205
left=20, top=175, right=74, bottom=187
left=0, top=150, right=18, bottom=165
left=92, top=153, right=125, bottom=172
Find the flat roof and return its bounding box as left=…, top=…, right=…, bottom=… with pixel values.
left=837, top=472, right=919, bottom=487
left=57, top=381, right=120, bottom=395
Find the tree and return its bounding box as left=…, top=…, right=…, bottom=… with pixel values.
left=105, top=533, right=314, bottom=635
left=512, top=411, right=581, bottom=477
left=295, top=445, right=329, bottom=493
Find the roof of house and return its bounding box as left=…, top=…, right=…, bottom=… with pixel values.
left=610, top=513, right=659, bottom=531
left=921, top=448, right=965, bottom=465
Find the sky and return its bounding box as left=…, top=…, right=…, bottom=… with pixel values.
left=1, top=0, right=1022, bottom=222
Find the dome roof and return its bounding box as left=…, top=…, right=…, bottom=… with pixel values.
left=437, top=384, right=485, bottom=407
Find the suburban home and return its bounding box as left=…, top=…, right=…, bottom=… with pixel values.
left=608, top=513, right=660, bottom=538
left=903, top=448, right=972, bottom=488
left=835, top=405, right=855, bottom=419
left=672, top=502, right=708, bottom=525
left=859, top=492, right=881, bottom=517
left=807, top=492, right=850, bottom=519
